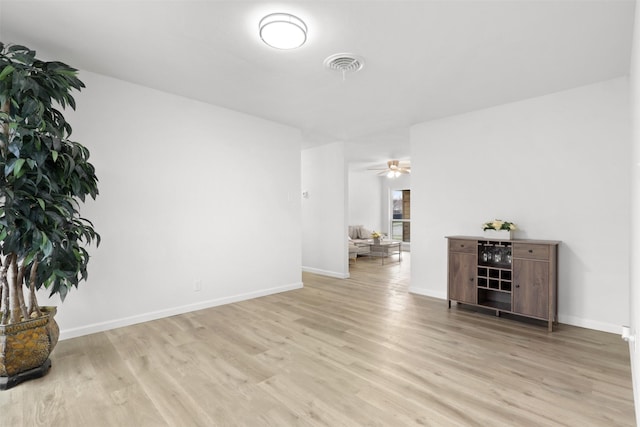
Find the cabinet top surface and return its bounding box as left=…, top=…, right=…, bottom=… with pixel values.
left=446, top=235, right=561, bottom=245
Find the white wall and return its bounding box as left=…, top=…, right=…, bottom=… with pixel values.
left=301, top=142, right=349, bottom=278
left=348, top=170, right=382, bottom=231
left=628, top=0, right=640, bottom=419
left=410, top=78, right=630, bottom=333
left=38, top=71, right=303, bottom=339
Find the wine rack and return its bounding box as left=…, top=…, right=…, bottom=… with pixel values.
left=476, top=241, right=512, bottom=311
left=447, top=236, right=560, bottom=331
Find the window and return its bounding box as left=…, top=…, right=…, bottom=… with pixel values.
left=391, top=189, right=410, bottom=242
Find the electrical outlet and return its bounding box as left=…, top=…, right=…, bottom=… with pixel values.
left=194, top=280, right=202, bottom=292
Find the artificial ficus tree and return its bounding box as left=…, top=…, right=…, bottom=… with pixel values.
left=0, top=43, right=99, bottom=325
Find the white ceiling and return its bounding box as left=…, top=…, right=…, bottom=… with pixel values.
left=0, top=0, right=635, bottom=167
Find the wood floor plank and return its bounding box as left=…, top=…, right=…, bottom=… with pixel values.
left=0, top=252, right=635, bottom=425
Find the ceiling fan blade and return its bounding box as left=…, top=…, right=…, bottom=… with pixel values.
left=366, top=159, right=411, bottom=176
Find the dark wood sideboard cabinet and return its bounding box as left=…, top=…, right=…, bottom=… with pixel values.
left=446, top=236, right=560, bottom=331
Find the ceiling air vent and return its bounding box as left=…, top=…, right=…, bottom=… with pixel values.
left=324, top=53, right=364, bottom=80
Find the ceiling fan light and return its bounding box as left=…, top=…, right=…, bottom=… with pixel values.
left=369, top=159, right=410, bottom=177
left=259, top=13, right=307, bottom=50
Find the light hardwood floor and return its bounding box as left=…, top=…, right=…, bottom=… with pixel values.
left=0, top=253, right=635, bottom=426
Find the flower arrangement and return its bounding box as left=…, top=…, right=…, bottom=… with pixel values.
left=482, top=219, right=516, bottom=231
left=371, top=231, right=382, bottom=239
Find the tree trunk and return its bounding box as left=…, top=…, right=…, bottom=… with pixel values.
left=0, top=101, right=8, bottom=323
left=27, top=257, right=41, bottom=317
left=0, top=256, right=7, bottom=324
left=15, top=262, right=28, bottom=320
left=8, top=254, right=21, bottom=323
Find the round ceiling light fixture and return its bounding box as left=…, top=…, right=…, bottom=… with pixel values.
left=259, top=13, right=307, bottom=50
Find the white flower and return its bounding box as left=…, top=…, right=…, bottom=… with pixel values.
left=482, top=219, right=517, bottom=231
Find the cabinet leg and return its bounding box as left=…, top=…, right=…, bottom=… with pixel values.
left=496, top=310, right=501, bottom=317
left=448, top=300, right=451, bottom=309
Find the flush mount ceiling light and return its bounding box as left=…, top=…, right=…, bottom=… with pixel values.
left=259, top=13, right=307, bottom=50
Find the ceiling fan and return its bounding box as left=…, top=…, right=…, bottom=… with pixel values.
left=369, top=160, right=411, bottom=178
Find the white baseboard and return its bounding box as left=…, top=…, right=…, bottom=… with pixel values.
left=59, top=282, right=303, bottom=341
left=409, top=286, right=447, bottom=300
left=408, top=288, right=620, bottom=334
left=558, top=315, right=622, bottom=334
left=302, top=266, right=350, bottom=279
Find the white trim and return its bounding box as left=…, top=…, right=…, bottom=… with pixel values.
left=59, top=282, right=303, bottom=340
left=409, top=287, right=447, bottom=300
left=302, top=266, right=350, bottom=279
left=409, top=290, right=622, bottom=334
left=558, top=315, right=622, bottom=335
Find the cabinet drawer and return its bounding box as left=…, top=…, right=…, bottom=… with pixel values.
left=449, top=239, right=475, bottom=253
left=513, top=243, right=549, bottom=260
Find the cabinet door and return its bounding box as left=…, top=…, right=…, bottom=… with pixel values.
left=449, top=252, right=476, bottom=304
left=513, top=259, right=549, bottom=319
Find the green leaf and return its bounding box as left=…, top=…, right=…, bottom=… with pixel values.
left=13, top=158, right=25, bottom=177
left=37, top=198, right=45, bottom=210
left=23, top=252, right=35, bottom=267
left=41, top=234, right=53, bottom=258
left=7, top=44, right=29, bottom=53
left=4, top=158, right=16, bottom=177
left=7, top=143, right=20, bottom=158
left=0, top=64, right=15, bottom=81
left=57, top=282, right=68, bottom=301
